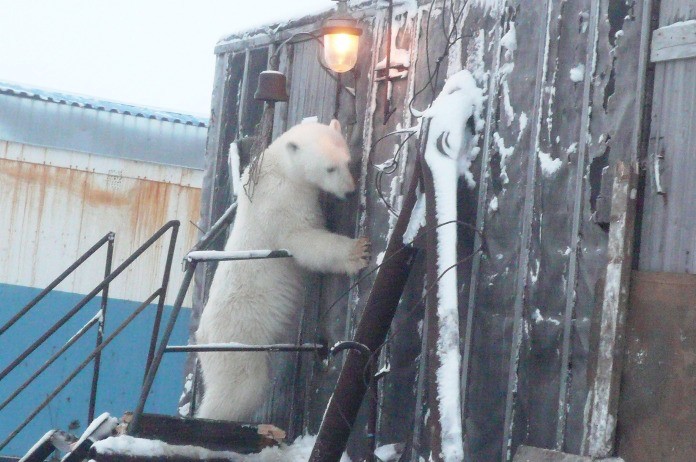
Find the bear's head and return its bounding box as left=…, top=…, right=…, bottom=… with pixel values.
left=276, top=119, right=356, bottom=199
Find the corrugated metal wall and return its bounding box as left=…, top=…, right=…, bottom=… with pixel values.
left=0, top=140, right=202, bottom=307
left=192, top=0, right=655, bottom=460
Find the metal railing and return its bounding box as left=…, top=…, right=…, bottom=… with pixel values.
left=0, top=221, right=180, bottom=452
left=128, top=201, right=371, bottom=433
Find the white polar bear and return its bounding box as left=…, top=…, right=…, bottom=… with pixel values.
left=195, top=119, right=369, bottom=421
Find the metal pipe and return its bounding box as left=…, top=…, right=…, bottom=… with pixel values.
left=165, top=342, right=327, bottom=354
left=0, top=221, right=179, bottom=382
left=88, top=234, right=114, bottom=423
left=186, top=249, right=291, bottom=263
left=129, top=264, right=197, bottom=435
left=186, top=201, right=238, bottom=259
left=0, top=290, right=162, bottom=452
left=144, top=224, right=180, bottom=380
left=0, top=313, right=100, bottom=413
left=0, top=232, right=113, bottom=336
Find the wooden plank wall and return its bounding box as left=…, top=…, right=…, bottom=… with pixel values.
left=191, top=0, right=653, bottom=460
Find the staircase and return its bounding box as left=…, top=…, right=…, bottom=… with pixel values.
left=0, top=204, right=337, bottom=461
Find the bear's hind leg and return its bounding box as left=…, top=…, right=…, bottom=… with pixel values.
left=196, top=351, right=270, bottom=422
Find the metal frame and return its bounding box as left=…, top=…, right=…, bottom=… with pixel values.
left=0, top=221, right=180, bottom=452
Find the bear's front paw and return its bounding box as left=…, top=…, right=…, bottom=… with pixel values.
left=345, top=237, right=371, bottom=275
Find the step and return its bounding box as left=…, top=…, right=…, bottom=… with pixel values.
left=125, top=413, right=282, bottom=453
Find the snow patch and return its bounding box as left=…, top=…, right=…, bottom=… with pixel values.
left=488, top=196, right=499, bottom=213
left=500, top=22, right=517, bottom=59
left=229, top=142, right=242, bottom=196
left=374, top=443, right=402, bottom=461
left=422, top=70, right=484, bottom=188
left=493, top=132, right=514, bottom=184
left=569, top=64, right=585, bottom=82
left=538, top=151, right=562, bottom=176
left=403, top=189, right=426, bottom=245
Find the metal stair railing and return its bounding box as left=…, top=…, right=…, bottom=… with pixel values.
left=0, top=220, right=180, bottom=453
left=128, top=201, right=370, bottom=433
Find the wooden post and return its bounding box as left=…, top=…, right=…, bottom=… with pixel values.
left=584, top=161, right=639, bottom=457
left=309, top=158, right=423, bottom=462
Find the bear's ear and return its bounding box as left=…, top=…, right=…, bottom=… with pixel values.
left=329, top=119, right=342, bottom=133
left=287, top=141, right=299, bottom=154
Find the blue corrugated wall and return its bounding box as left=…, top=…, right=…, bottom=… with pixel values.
left=0, top=283, right=190, bottom=457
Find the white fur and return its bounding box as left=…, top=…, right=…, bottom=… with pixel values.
left=195, top=121, right=369, bottom=421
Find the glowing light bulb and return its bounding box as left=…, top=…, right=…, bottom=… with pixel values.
left=323, top=31, right=360, bottom=73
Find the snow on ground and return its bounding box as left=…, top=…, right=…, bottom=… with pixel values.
left=93, top=434, right=353, bottom=462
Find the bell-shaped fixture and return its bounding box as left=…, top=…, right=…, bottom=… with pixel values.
left=254, top=70, right=289, bottom=102
left=321, top=1, right=362, bottom=73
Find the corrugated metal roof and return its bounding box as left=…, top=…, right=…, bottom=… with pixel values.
left=0, top=81, right=208, bottom=127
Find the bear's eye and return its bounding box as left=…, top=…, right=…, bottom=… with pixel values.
left=326, top=166, right=337, bottom=173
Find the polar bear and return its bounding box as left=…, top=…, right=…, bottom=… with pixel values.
left=195, top=119, right=369, bottom=421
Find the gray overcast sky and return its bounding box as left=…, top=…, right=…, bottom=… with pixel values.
left=0, top=0, right=330, bottom=116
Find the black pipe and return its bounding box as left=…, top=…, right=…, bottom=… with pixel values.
left=0, top=221, right=179, bottom=382
left=88, top=234, right=114, bottom=423
left=129, top=264, right=197, bottom=434
left=185, top=202, right=238, bottom=268
left=0, top=232, right=113, bottom=336
left=144, top=224, right=180, bottom=380
left=165, top=343, right=326, bottom=354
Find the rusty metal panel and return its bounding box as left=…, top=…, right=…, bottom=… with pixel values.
left=617, top=270, right=696, bottom=461
left=0, top=141, right=201, bottom=307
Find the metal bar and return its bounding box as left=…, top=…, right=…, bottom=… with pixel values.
left=164, top=343, right=326, bottom=353
left=555, top=0, right=602, bottom=449
left=0, top=221, right=179, bottom=382
left=0, top=313, right=100, bottom=413
left=501, top=1, right=553, bottom=459
left=88, top=234, right=114, bottom=423
left=186, top=249, right=292, bottom=262
left=0, top=232, right=113, bottom=336
left=129, top=264, right=197, bottom=435
left=0, top=290, right=161, bottom=452
left=144, top=224, right=180, bottom=380
left=186, top=201, right=238, bottom=259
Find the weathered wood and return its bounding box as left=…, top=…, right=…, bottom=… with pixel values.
left=650, top=20, right=696, bottom=62
left=513, top=445, right=624, bottom=462
left=127, top=414, right=278, bottom=454
left=584, top=161, right=639, bottom=457
left=309, top=157, right=422, bottom=462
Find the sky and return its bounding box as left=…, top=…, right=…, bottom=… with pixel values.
left=0, top=0, right=330, bottom=116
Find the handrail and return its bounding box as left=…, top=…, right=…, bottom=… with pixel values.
left=0, top=221, right=180, bottom=452
left=0, top=290, right=162, bottom=452
left=0, top=232, right=114, bottom=336
left=0, top=312, right=101, bottom=413
left=0, top=221, right=180, bottom=382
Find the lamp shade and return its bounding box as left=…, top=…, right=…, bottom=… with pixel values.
left=320, top=12, right=363, bottom=74
left=322, top=26, right=361, bottom=73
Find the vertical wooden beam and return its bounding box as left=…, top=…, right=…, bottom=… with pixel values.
left=584, top=161, right=639, bottom=458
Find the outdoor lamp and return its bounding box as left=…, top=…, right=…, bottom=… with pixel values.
left=321, top=0, right=363, bottom=73
left=255, top=0, right=362, bottom=103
